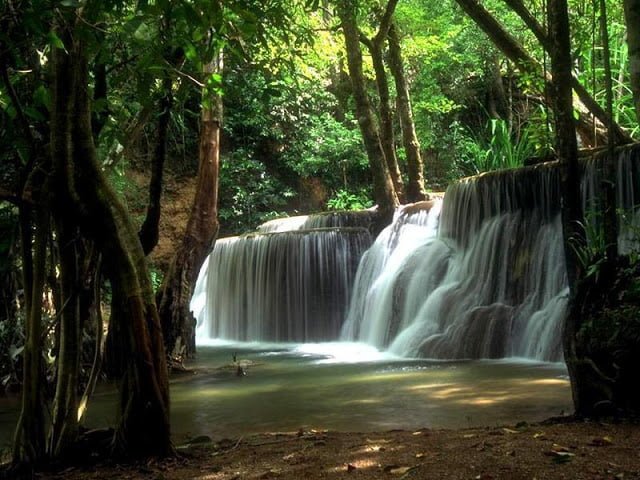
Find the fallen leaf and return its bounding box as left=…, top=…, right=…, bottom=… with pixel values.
left=502, top=428, right=518, bottom=434
left=544, top=450, right=575, bottom=464
left=463, top=434, right=477, bottom=439
left=551, top=443, right=570, bottom=453
left=590, top=436, right=613, bottom=446
left=259, top=468, right=281, bottom=478
left=387, top=466, right=417, bottom=475
left=533, top=432, right=546, bottom=439
left=415, top=453, right=426, bottom=459
left=552, top=454, right=573, bottom=464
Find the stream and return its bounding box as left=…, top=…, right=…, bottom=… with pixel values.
left=0, top=342, right=571, bottom=451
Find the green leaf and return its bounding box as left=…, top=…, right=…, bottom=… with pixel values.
left=60, top=0, right=81, bottom=7
left=47, top=31, right=66, bottom=50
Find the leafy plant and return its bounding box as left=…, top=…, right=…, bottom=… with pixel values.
left=569, top=211, right=614, bottom=281
left=456, top=119, right=537, bottom=174
left=326, top=189, right=373, bottom=211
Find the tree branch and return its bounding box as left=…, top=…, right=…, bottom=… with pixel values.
left=374, top=0, right=399, bottom=44
left=499, top=0, right=632, bottom=144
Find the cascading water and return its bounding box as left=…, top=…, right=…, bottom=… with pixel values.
left=342, top=146, right=640, bottom=362
left=193, top=214, right=372, bottom=343
left=193, top=145, right=640, bottom=361
left=341, top=166, right=568, bottom=362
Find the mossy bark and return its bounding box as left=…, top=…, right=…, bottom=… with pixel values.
left=388, top=24, right=427, bottom=202
left=50, top=24, right=172, bottom=458
left=337, top=0, right=398, bottom=214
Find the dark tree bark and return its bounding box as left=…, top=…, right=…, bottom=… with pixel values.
left=12, top=202, right=48, bottom=465
left=547, top=0, right=595, bottom=418
left=359, top=0, right=405, bottom=202
left=50, top=21, right=172, bottom=458
left=157, top=54, right=222, bottom=359
left=336, top=0, right=398, bottom=214
left=457, top=0, right=632, bottom=146
left=388, top=23, right=427, bottom=202
left=139, top=75, right=173, bottom=255
left=624, top=0, right=640, bottom=125
left=599, top=0, right=618, bottom=266
left=47, top=219, right=81, bottom=458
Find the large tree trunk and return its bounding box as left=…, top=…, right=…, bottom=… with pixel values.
left=388, top=23, right=427, bottom=202
left=50, top=24, right=172, bottom=458
left=547, top=0, right=592, bottom=418
left=624, top=0, right=640, bottom=125
left=336, top=0, right=398, bottom=214
left=12, top=203, right=48, bottom=465
left=157, top=54, right=222, bottom=359
left=457, top=0, right=632, bottom=146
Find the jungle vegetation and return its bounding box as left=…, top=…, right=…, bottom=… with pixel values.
left=0, top=0, right=638, bottom=472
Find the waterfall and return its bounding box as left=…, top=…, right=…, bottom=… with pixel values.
left=257, top=210, right=377, bottom=233
left=193, top=145, right=640, bottom=361
left=342, top=146, right=640, bottom=362
left=194, top=215, right=372, bottom=343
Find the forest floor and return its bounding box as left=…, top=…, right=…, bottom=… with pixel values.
left=31, top=420, right=640, bottom=480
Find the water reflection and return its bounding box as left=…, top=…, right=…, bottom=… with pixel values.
left=0, top=343, right=571, bottom=450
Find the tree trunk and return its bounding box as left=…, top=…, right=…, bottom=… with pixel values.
left=12, top=203, right=48, bottom=465
left=388, top=23, right=427, bottom=202
left=157, top=53, right=222, bottom=359
left=599, top=0, right=618, bottom=266
left=359, top=0, right=404, bottom=202
left=624, top=0, right=640, bottom=125
left=50, top=24, right=172, bottom=458
left=362, top=37, right=405, bottom=202
left=47, top=219, right=81, bottom=458
left=547, top=0, right=590, bottom=417
left=457, top=0, right=632, bottom=146
left=336, top=0, right=398, bottom=214
left=139, top=76, right=173, bottom=255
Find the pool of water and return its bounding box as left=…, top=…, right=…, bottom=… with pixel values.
left=0, top=342, right=572, bottom=449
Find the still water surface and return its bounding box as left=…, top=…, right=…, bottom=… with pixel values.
left=0, top=342, right=571, bottom=450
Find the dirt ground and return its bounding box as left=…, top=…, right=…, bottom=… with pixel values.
left=32, top=421, right=640, bottom=480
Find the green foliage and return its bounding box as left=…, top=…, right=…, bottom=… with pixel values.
left=570, top=216, right=608, bottom=282
left=455, top=119, right=537, bottom=174
left=326, top=189, right=373, bottom=211
left=149, top=267, right=164, bottom=293
left=283, top=112, right=369, bottom=188
left=218, top=149, right=294, bottom=235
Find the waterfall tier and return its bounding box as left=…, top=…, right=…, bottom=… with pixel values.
left=257, top=210, right=377, bottom=234
left=194, top=227, right=372, bottom=342
left=342, top=145, right=640, bottom=362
